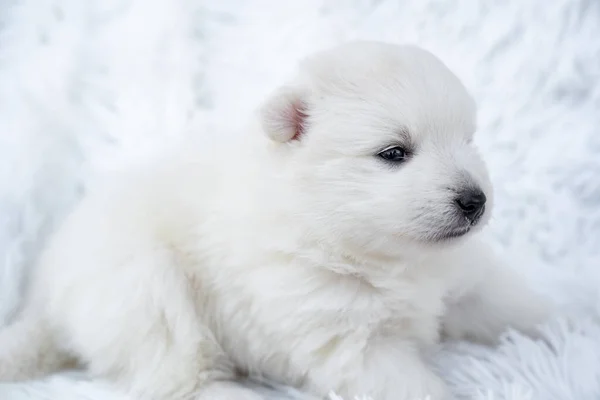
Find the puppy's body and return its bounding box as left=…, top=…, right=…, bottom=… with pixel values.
left=0, top=42, right=551, bottom=400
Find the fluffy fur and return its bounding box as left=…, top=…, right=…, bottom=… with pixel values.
left=0, top=41, right=552, bottom=400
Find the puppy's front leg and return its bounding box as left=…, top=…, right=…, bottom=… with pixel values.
left=316, top=339, right=448, bottom=400
left=442, top=238, right=553, bottom=345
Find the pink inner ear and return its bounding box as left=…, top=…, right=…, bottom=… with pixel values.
left=291, top=102, right=308, bottom=141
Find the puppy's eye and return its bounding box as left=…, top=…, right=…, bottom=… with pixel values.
left=378, top=146, right=407, bottom=163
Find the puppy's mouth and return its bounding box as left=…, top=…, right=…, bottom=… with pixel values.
left=431, top=225, right=472, bottom=242
left=429, top=211, right=485, bottom=242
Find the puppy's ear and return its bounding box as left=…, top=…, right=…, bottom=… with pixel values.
left=260, top=85, right=309, bottom=143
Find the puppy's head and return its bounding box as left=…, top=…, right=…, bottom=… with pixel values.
left=260, top=41, right=492, bottom=257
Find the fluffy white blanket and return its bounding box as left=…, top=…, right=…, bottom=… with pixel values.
left=1, top=0, right=599, bottom=399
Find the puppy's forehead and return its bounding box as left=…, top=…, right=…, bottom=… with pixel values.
left=302, top=41, right=476, bottom=138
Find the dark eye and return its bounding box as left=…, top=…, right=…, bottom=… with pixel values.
left=378, top=146, right=407, bottom=163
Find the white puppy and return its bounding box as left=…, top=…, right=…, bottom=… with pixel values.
left=0, top=41, right=551, bottom=400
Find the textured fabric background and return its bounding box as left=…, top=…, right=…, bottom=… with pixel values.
left=0, top=0, right=599, bottom=399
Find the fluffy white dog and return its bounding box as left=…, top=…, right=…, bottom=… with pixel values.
left=0, top=41, right=551, bottom=400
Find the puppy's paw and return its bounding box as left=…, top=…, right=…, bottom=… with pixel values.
left=196, top=381, right=266, bottom=400
left=508, top=292, right=555, bottom=339
left=384, top=365, right=449, bottom=400
left=404, top=371, right=449, bottom=400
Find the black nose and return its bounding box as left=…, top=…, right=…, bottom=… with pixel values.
left=455, top=189, right=487, bottom=223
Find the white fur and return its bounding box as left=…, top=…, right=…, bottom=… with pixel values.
left=0, top=41, right=552, bottom=400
